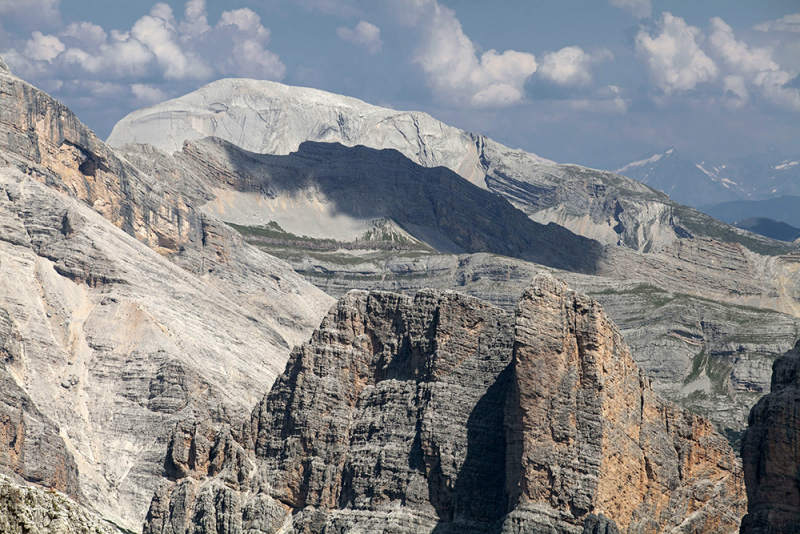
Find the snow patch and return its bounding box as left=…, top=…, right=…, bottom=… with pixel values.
left=616, top=152, right=665, bottom=173
left=695, top=163, right=717, bottom=180
left=774, top=161, right=799, bottom=170
left=522, top=150, right=556, bottom=165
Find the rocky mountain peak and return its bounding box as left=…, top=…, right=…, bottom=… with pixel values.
left=144, top=274, right=745, bottom=534
left=0, top=57, right=9, bottom=75
left=0, top=46, right=334, bottom=531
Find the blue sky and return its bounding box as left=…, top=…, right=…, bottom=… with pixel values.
left=0, top=0, right=798, bottom=169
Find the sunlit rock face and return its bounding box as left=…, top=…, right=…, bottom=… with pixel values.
left=106, top=77, right=685, bottom=254
left=0, top=57, right=333, bottom=531
left=144, top=274, right=746, bottom=534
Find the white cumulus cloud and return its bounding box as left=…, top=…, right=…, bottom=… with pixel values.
left=337, top=21, right=382, bottom=54
left=754, top=13, right=800, bottom=33
left=130, top=4, right=209, bottom=80
left=709, top=18, right=778, bottom=74
left=399, top=0, right=537, bottom=108
left=635, top=12, right=718, bottom=95
left=538, top=46, right=613, bottom=87
left=24, top=32, right=65, bottom=62
left=178, top=0, right=211, bottom=39
left=633, top=12, right=799, bottom=112
left=609, top=0, right=651, bottom=19
left=1, top=0, right=286, bottom=116
left=709, top=17, right=800, bottom=112
left=61, top=22, right=108, bottom=50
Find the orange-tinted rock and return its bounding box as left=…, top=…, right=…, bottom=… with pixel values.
left=145, top=274, right=746, bottom=534
left=508, top=275, right=745, bottom=533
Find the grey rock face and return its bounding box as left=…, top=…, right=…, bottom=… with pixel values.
left=144, top=275, right=745, bottom=534
left=122, top=137, right=800, bottom=318
left=106, top=78, right=516, bottom=188
left=225, top=215, right=800, bottom=441
left=116, top=131, right=800, bottom=441
left=740, top=340, right=800, bottom=533
left=0, top=365, right=80, bottom=500
left=107, top=78, right=798, bottom=262
left=0, top=474, right=124, bottom=534
left=0, top=61, right=334, bottom=530
left=148, top=137, right=602, bottom=273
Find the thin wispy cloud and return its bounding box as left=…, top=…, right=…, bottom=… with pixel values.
left=609, top=0, right=652, bottom=19
left=754, top=13, right=800, bottom=33
left=336, top=21, right=382, bottom=54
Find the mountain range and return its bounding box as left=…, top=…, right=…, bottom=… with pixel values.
left=0, top=56, right=796, bottom=533
left=614, top=147, right=800, bottom=211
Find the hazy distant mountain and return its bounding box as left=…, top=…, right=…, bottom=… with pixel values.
left=728, top=149, right=800, bottom=198
left=615, top=148, right=800, bottom=210
left=734, top=217, right=800, bottom=242
left=615, top=148, right=742, bottom=208
left=704, top=195, right=800, bottom=228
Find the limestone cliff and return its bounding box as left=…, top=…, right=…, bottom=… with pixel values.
left=123, top=137, right=604, bottom=273
left=120, top=135, right=800, bottom=441
left=740, top=340, right=800, bottom=533
left=0, top=474, right=123, bottom=534
left=144, top=274, right=745, bottom=534
left=0, top=59, right=334, bottom=530
left=0, top=366, right=80, bottom=500
left=107, top=77, right=796, bottom=261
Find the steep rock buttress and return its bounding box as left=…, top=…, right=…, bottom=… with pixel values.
left=143, top=274, right=745, bottom=534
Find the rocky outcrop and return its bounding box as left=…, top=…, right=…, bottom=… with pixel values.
left=144, top=274, right=745, bottom=534
left=122, top=137, right=604, bottom=273
left=106, top=78, right=513, bottom=187
left=0, top=366, right=80, bottom=500
left=740, top=340, right=800, bottom=533
left=508, top=275, right=744, bottom=533
left=0, top=163, right=332, bottom=530
left=214, top=219, right=800, bottom=442
left=0, top=60, right=334, bottom=530
left=107, top=78, right=796, bottom=260
left=0, top=474, right=122, bottom=534
left=0, top=60, right=213, bottom=257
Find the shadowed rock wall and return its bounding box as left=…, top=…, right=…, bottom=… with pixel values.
left=741, top=340, right=800, bottom=533
left=143, top=274, right=746, bottom=534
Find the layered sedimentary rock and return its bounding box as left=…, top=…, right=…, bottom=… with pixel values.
left=122, top=137, right=603, bottom=273
left=0, top=366, right=80, bottom=500
left=115, top=127, right=800, bottom=441
left=0, top=474, right=122, bottom=534
left=0, top=59, right=334, bottom=530
left=108, top=78, right=797, bottom=262
left=119, top=136, right=800, bottom=316
left=144, top=274, right=745, bottom=534
left=740, top=340, right=800, bottom=533
left=258, top=245, right=799, bottom=443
